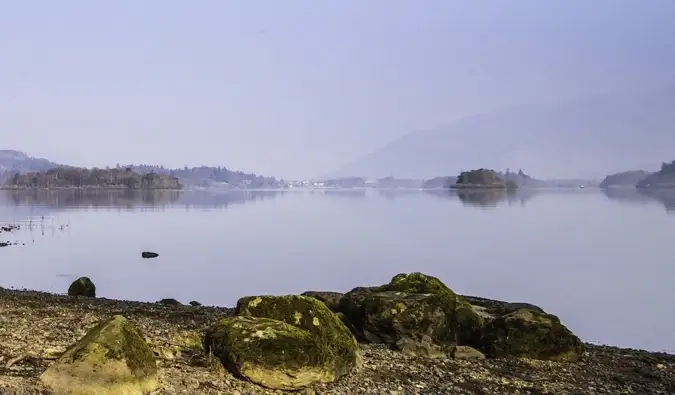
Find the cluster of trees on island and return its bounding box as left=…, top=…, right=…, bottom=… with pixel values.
left=3, top=167, right=183, bottom=189
left=600, top=160, right=675, bottom=189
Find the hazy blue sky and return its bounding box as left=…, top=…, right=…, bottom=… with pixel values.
left=2, top=1, right=674, bottom=179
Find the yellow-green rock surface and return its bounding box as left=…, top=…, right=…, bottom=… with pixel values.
left=205, top=295, right=361, bottom=390
left=40, top=315, right=158, bottom=395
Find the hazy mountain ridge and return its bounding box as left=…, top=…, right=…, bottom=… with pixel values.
left=327, top=87, right=675, bottom=180
left=599, top=170, right=653, bottom=188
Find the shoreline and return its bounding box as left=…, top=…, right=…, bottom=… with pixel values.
left=0, top=286, right=673, bottom=394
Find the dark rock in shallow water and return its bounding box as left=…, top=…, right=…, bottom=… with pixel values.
left=157, top=298, right=182, bottom=306
left=141, top=251, right=159, bottom=258
left=67, top=277, right=96, bottom=298
left=189, top=301, right=202, bottom=306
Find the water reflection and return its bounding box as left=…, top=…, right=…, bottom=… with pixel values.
left=0, top=189, right=284, bottom=211
left=602, top=187, right=675, bottom=213
left=423, top=188, right=536, bottom=208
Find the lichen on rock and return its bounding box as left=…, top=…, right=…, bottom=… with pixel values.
left=40, top=315, right=158, bottom=395
left=67, top=277, right=96, bottom=298
left=205, top=315, right=351, bottom=390
left=480, top=308, right=585, bottom=361
left=338, top=272, right=484, bottom=352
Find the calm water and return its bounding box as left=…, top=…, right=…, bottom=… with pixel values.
left=1, top=187, right=674, bottom=353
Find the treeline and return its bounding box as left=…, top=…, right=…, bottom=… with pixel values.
left=3, top=167, right=183, bottom=189
left=127, top=164, right=280, bottom=188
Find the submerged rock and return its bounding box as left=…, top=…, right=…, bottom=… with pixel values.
left=40, top=315, right=158, bottom=395
left=67, top=277, right=96, bottom=298
left=479, top=308, right=585, bottom=361
left=205, top=294, right=361, bottom=390
left=141, top=251, right=159, bottom=258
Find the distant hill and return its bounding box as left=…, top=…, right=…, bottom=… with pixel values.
left=422, top=176, right=453, bottom=189
left=636, top=161, right=675, bottom=188
left=327, top=86, right=675, bottom=180
left=599, top=170, right=652, bottom=188
left=3, top=167, right=182, bottom=189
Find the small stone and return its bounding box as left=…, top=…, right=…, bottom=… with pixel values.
left=451, top=346, right=486, bottom=360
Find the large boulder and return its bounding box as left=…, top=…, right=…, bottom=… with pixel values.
left=338, top=273, right=484, bottom=351
left=205, top=295, right=361, bottom=390
left=40, top=315, right=158, bottom=395
left=67, top=277, right=96, bottom=298
left=479, top=309, right=585, bottom=361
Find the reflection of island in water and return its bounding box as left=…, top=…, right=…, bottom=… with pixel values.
left=424, top=188, right=536, bottom=208
left=0, top=189, right=284, bottom=211
left=602, top=187, right=675, bottom=213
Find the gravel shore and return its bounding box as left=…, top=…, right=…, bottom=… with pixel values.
left=0, top=288, right=673, bottom=395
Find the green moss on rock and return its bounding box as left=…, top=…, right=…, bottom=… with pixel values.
left=40, top=315, right=158, bottom=395
left=205, top=315, right=356, bottom=390
left=67, top=277, right=96, bottom=298
left=236, top=295, right=360, bottom=375
left=480, top=309, right=585, bottom=361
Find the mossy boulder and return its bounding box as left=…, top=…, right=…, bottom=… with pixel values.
left=479, top=309, right=585, bottom=361
left=205, top=315, right=357, bottom=390
left=40, top=315, right=158, bottom=395
left=338, top=273, right=483, bottom=349
left=204, top=295, right=360, bottom=390
left=67, top=277, right=96, bottom=298
left=236, top=295, right=360, bottom=368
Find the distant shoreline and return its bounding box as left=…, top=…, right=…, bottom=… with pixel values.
left=0, top=186, right=184, bottom=191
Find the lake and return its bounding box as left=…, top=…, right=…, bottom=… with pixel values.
left=1, top=187, right=674, bottom=353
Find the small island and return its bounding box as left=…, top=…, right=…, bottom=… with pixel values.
left=599, top=170, right=652, bottom=188
left=450, top=169, right=517, bottom=190
left=636, top=160, right=675, bottom=188
left=2, top=167, right=183, bottom=190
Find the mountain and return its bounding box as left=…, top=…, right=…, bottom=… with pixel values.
left=327, top=86, right=675, bottom=180
left=0, top=150, right=60, bottom=172
left=599, top=170, right=652, bottom=188
left=636, top=160, right=675, bottom=188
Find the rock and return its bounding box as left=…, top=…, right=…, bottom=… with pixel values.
left=157, top=298, right=182, bottom=306
left=480, top=309, right=585, bottom=361
left=205, top=316, right=335, bottom=390
left=205, top=294, right=361, bottom=390
left=141, top=251, right=159, bottom=258
left=40, top=315, right=158, bottom=395
left=462, top=295, right=546, bottom=317
left=301, top=291, right=344, bottom=312
left=395, top=336, right=447, bottom=359
left=189, top=300, right=202, bottom=306
left=67, top=277, right=96, bottom=298
left=451, top=345, right=486, bottom=360
left=338, top=273, right=483, bottom=349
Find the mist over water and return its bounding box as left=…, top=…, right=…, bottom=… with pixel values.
left=1, top=188, right=674, bottom=353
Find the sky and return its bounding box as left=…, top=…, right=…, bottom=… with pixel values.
left=2, top=0, right=675, bottom=179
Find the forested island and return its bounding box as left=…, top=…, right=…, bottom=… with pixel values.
left=636, top=161, right=675, bottom=188
left=599, top=170, right=652, bottom=188
left=450, top=169, right=518, bottom=189
left=2, top=167, right=182, bottom=189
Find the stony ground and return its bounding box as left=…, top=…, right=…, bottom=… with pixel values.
left=0, top=288, right=674, bottom=395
